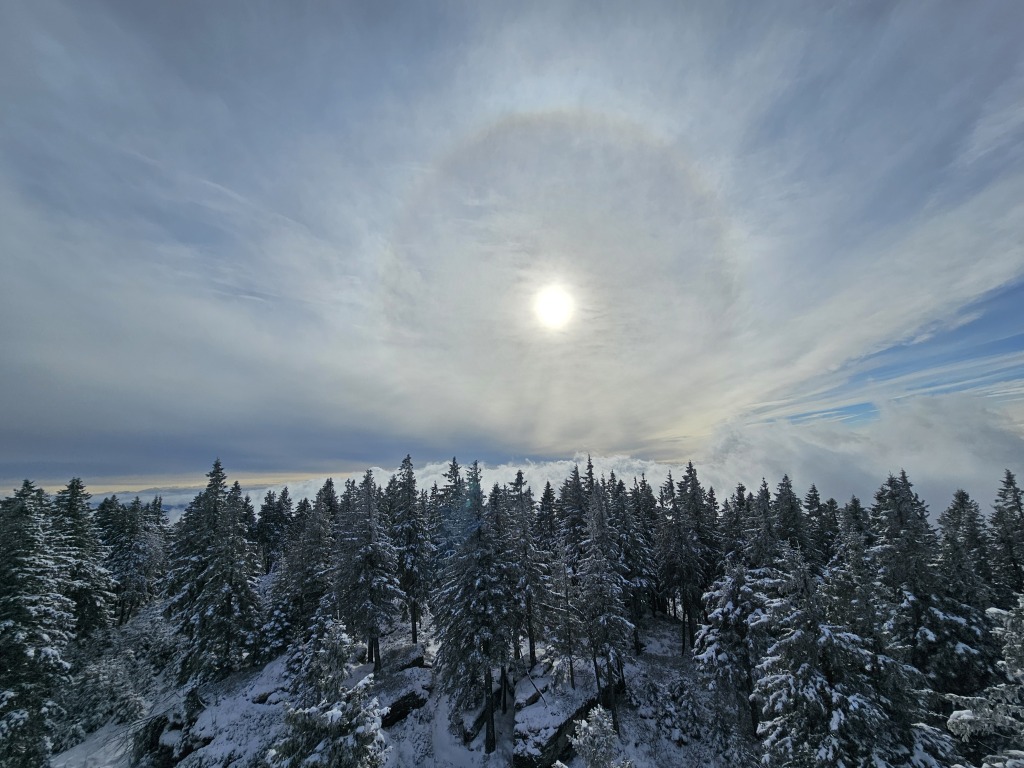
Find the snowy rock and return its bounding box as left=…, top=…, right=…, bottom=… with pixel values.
left=381, top=642, right=428, bottom=673
left=513, top=678, right=598, bottom=768
left=376, top=667, right=433, bottom=728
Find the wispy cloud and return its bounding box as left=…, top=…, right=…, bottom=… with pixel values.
left=1, top=1, right=1022, bottom=491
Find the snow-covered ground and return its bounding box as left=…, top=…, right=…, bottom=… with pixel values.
left=53, top=616, right=750, bottom=768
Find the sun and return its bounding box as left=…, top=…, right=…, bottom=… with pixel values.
left=534, top=285, right=574, bottom=329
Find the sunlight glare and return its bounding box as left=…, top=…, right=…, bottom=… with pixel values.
left=534, top=285, right=574, bottom=329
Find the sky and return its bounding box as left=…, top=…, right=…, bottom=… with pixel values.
left=2, top=1, right=1023, bottom=512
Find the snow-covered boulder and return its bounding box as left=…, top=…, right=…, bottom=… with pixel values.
left=376, top=667, right=433, bottom=727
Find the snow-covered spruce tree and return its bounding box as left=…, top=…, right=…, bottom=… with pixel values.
left=346, top=469, right=403, bottom=673
left=548, top=549, right=585, bottom=691
left=165, top=461, right=262, bottom=682
left=755, top=532, right=957, bottom=767
left=755, top=545, right=878, bottom=767
left=256, top=487, right=295, bottom=575
left=870, top=471, right=989, bottom=701
left=509, top=470, right=545, bottom=667
left=814, top=496, right=841, bottom=572
left=51, top=478, right=114, bottom=636
left=485, top=481, right=522, bottom=713
left=0, top=481, right=75, bottom=768
left=949, top=594, right=1024, bottom=765
left=990, top=470, right=1024, bottom=609
left=771, top=475, right=809, bottom=558
left=434, top=461, right=514, bottom=753
left=388, top=455, right=433, bottom=645
left=609, top=476, right=654, bottom=655
left=671, top=463, right=717, bottom=652
left=694, top=557, right=765, bottom=735
left=578, top=486, right=633, bottom=731
left=298, top=481, right=340, bottom=626
left=436, top=457, right=467, bottom=560
left=569, top=705, right=634, bottom=768
left=269, top=614, right=387, bottom=768
left=559, top=463, right=591, bottom=576
left=106, top=495, right=166, bottom=625
left=624, top=476, right=659, bottom=634
left=840, top=495, right=870, bottom=542
left=720, top=483, right=750, bottom=559
left=933, top=489, right=999, bottom=696
left=695, top=487, right=784, bottom=735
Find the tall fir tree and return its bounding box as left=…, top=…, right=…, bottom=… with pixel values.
left=51, top=478, right=114, bottom=636
left=989, top=469, right=1024, bottom=608
left=165, top=460, right=262, bottom=682
left=256, top=487, right=295, bottom=575
left=434, top=461, right=513, bottom=753
left=509, top=470, right=545, bottom=667
left=578, top=485, right=632, bottom=731
left=0, top=482, right=75, bottom=768
left=106, top=495, right=166, bottom=625
left=388, top=456, right=433, bottom=645
left=346, top=470, right=403, bottom=673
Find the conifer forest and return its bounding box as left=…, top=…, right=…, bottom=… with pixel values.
left=3, top=457, right=1024, bottom=768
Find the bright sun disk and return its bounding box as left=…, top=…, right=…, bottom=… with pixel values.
left=534, top=285, right=574, bottom=329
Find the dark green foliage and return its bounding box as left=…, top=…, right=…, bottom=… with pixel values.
left=52, top=478, right=115, bottom=636
left=270, top=616, right=387, bottom=768
left=388, top=456, right=433, bottom=645
left=434, top=461, right=514, bottom=753
left=257, top=486, right=294, bottom=575
left=0, top=481, right=75, bottom=768
left=990, top=470, right=1024, bottom=608
left=105, top=495, right=166, bottom=626
left=165, top=460, right=262, bottom=683
left=346, top=470, right=403, bottom=672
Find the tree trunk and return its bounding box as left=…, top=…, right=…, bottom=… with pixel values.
left=484, top=667, right=496, bottom=753
left=411, top=600, right=418, bottom=646
left=526, top=593, right=537, bottom=667
left=607, top=658, right=620, bottom=733
left=681, top=599, right=688, bottom=654
left=367, top=637, right=375, bottom=665
left=372, top=636, right=382, bottom=674
left=501, top=665, right=508, bottom=714
left=592, top=652, right=603, bottom=703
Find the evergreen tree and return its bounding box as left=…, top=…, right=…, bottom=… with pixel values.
left=270, top=615, right=387, bottom=768
left=990, top=470, right=1024, bottom=608
left=559, top=464, right=590, bottom=575
left=694, top=558, right=765, bottom=734
left=628, top=475, right=660, bottom=619
left=720, top=483, right=750, bottom=559
left=256, top=487, right=295, bottom=575
left=949, top=595, right=1024, bottom=765
left=865, top=471, right=983, bottom=702
left=51, top=478, right=114, bottom=636
left=569, top=705, right=635, bottom=768
left=388, top=456, right=433, bottom=645
left=165, top=460, right=262, bottom=682
left=755, top=534, right=957, bottom=766
left=931, top=490, right=999, bottom=697
left=107, top=496, right=166, bottom=625
left=0, top=481, right=75, bottom=767
left=771, top=475, right=808, bottom=556
left=614, top=477, right=655, bottom=654
left=437, top=457, right=467, bottom=558
left=840, top=495, right=870, bottom=542
left=434, top=461, right=512, bottom=753
left=346, top=470, right=403, bottom=673
left=578, top=487, right=632, bottom=730
left=509, top=470, right=544, bottom=667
